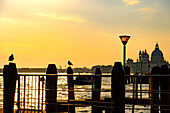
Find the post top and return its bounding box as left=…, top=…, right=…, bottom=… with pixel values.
left=95, top=68, right=102, bottom=74
left=46, top=64, right=57, bottom=74
left=67, top=67, right=73, bottom=74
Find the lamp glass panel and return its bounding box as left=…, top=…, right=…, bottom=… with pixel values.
left=119, top=36, right=130, bottom=45
left=120, top=37, right=130, bottom=42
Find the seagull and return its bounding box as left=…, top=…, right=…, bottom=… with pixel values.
left=68, top=60, right=73, bottom=66
left=9, top=54, right=14, bottom=61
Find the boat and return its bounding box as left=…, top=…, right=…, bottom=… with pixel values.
left=74, top=75, right=92, bottom=85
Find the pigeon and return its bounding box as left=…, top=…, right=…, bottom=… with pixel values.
left=9, top=54, right=14, bottom=61
left=68, top=60, right=73, bottom=65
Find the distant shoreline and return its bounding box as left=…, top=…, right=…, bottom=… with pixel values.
left=0, top=68, right=92, bottom=73
left=0, top=65, right=114, bottom=73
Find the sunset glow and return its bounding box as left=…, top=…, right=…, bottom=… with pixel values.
left=0, top=0, right=170, bottom=68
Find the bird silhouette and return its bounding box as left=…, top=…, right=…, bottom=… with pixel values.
left=9, top=54, right=14, bottom=61
left=68, top=60, right=73, bottom=65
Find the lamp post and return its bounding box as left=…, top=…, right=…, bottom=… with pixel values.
left=119, top=35, right=131, bottom=70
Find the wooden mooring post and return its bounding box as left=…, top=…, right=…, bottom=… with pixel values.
left=92, top=68, right=102, bottom=113
left=160, top=65, right=170, bottom=113
left=46, top=64, right=58, bottom=112
left=3, top=63, right=18, bottom=113
left=67, top=66, right=75, bottom=113
left=150, top=66, right=160, bottom=113
left=111, top=62, right=125, bottom=113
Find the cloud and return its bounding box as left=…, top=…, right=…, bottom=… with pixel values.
left=123, top=0, right=140, bottom=6
left=137, top=7, right=157, bottom=13
left=32, top=12, right=87, bottom=23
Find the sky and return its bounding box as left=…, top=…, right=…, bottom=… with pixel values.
left=0, top=0, right=170, bottom=68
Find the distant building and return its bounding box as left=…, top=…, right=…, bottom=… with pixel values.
left=127, top=43, right=169, bottom=73
left=91, top=65, right=113, bottom=73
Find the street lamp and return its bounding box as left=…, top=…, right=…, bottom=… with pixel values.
left=119, top=35, right=131, bottom=70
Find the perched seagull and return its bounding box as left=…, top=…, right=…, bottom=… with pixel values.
left=68, top=60, right=73, bottom=66
left=9, top=54, right=14, bottom=61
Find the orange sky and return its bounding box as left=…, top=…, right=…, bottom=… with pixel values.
left=0, top=0, right=170, bottom=68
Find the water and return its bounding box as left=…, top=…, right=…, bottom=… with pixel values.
left=0, top=73, right=151, bottom=113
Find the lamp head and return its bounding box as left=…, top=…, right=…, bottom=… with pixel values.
left=119, top=35, right=131, bottom=45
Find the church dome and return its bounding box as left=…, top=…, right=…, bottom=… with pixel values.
left=151, top=43, right=163, bottom=57
left=151, top=49, right=163, bottom=57
left=151, top=43, right=164, bottom=65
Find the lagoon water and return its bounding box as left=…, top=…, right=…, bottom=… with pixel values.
left=0, top=73, right=151, bottom=113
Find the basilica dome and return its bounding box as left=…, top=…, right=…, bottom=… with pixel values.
left=151, top=43, right=164, bottom=65
left=151, top=44, right=163, bottom=56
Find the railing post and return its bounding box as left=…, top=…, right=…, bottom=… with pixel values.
left=67, top=66, right=75, bottom=113
left=160, top=65, right=170, bottom=113
left=92, top=68, right=102, bottom=113
left=125, top=66, right=130, bottom=84
left=150, top=66, right=160, bottom=113
left=111, top=62, right=125, bottom=113
left=3, top=63, right=18, bottom=113
left=134, top=75, right=138, bottom=100
left=46, top=64, right=58, bottom=112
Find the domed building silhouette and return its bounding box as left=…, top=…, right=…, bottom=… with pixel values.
left=127, top=43, right=169, bottom=73
left=151, top=43, right=165, bottom=65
